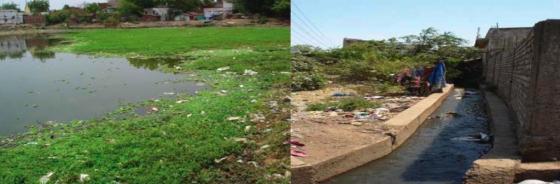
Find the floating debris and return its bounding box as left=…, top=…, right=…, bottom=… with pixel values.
left=163, top=92, right=176, bottom=96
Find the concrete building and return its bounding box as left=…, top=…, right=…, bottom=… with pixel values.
left=0, top=10, right=24, bottom=25
left=203, top=0, right=233, bottom=19
left=143, top=7, right=170, bottom=21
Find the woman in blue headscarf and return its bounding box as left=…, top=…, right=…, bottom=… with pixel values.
left=428, top=58, right=446, bottom=93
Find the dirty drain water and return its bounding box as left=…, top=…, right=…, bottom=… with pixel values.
left=324, top=88, right=492, bottom=184
left=0, top=35, right=206, bottom=136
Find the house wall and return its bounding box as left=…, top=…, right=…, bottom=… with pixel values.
left=482, top=20, right=560, bottom=162
left=0, top=10, right=24, bottom=24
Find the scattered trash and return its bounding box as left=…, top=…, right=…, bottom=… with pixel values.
left=175, top=100, right=188, bottom=104
left=227, top=116, right=242, bottom=121
left=250, top=113, right=265, bottom=123
left=233, top=137, right=248, bottom=143
left=351, top=121, right=363, bottom=126
left=518, top=179, right=560, bottom=184
left=354, top=112, right=370, bottom=121
left=216, top=66, right=230, bottom=72
left=150, top=107, right=159, bottom=112
left=260, top=145, right=270, bottom=150
left=464, top=91, right=479, bottom=95
left=446, top=111, right=461, bottom=117
left=365, top=95, right=384, bottom=100
left=248, top=161, right=259, bottom=168
left=332, top=92, right=352, bottom=97
left=214, top=156, right=228, bottom=164
left=39, top=172, right=54, bottom=184
left=243, top=69, right=258, bottom=76
left=451, top=132, right=492, bottom=143
left=79, top=174, right=90, bottom=183
left=291, top=149, right=307, bottom=157
left=244, top=125, right=251, bottom=132
left=289, top=140, right=305, bottom=147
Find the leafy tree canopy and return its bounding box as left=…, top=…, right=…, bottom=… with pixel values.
left=28, top=0, right=49, bottom=14
left=1, top=2, right=19, bottom=11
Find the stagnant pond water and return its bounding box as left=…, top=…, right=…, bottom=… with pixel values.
left=325, top=88, right=491, bottom=184
left=0, top=35, right=205, bottom=136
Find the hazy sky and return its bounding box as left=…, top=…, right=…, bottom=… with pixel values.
left=2, top=0, right=106, bottom=10
left=292, top=0, right=560, bottom=48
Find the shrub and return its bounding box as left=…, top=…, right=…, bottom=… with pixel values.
left=292, top=56, right=316, bottom=72
left=306, top=97, right=381, bottom=111
left=104, top=16, right=120, bottom=27
left=339, top=60, right=375, bottom=81
left=291, top=72, right=325, bottom=92
left=257, top=16, right=268, bottom=24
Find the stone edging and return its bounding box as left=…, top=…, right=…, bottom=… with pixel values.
left=292, top=84, right=455, bottom=184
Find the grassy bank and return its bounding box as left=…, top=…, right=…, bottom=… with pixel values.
left=0, top=27, right=290, bottom=183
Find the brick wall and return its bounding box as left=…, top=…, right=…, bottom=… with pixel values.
left=483, top=20, right=560, bottom=161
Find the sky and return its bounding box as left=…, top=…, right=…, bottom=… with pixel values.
left=2, top=0, right=106, bottom=10
left=291, top=0, right=560, bottom=48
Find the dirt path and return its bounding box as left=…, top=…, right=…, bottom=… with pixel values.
left=291, top=84, right=424, bottom=165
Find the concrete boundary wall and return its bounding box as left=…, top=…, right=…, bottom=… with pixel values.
left=466, top=88, right=560, bottom=183
left=481, top=20, right=560, bottom=162
left=292, top=85, right=454, bottom=184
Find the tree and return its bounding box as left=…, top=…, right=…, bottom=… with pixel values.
left=1, top=2, right=19, bottom=11
left=118, top=0, right=142, bottom=16
left=233, top=0, right=277, bottom=17
left=155, top=0, right=212, bottom=12
left=271, top=0, right=289, bottom=18
left=84, top=3, right=101, bottom=14
left=28, top=0, right=49, bottom=14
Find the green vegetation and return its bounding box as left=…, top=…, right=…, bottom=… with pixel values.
left=292, top=27, right=479, bottom=93
left=27, top=0, right=49, bottom=14
left=234, top=0, right=290, bottom=19
left=0, top=27, right=290, bottom=183
left=0, top=3, right=19, bottom=11
left=307, top=97, right=381, bottom=111
left=60, top=27, right=288, bottom=56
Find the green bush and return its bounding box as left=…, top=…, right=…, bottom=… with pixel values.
left=104, top=16, right=120, bottom=27
left=291, top=72, right=325, bottom=91
left=292, top=56, right=316, bottom=72
left=257, top=16, right=268, bottom=24
left=306, top=97, right=381, bottom=111
left=47, top=11, right=69, bottom=25
left=336, top=60, right=375, bottom=81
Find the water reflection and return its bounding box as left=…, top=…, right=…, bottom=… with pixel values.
left=0, top=35, right=58, bottom=61
left=0, top=35, right=184, bottom=69
left=0, top=35, right=205, bottom=136
left=128, top=57, right=182, bottom=70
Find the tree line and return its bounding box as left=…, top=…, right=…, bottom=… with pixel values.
left=0, top=0, right=289, bottom=19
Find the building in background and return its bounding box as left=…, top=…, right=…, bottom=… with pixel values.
left=0, top=9, right=24, bottom=25
left=203, top=0, right=233, bottom=20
